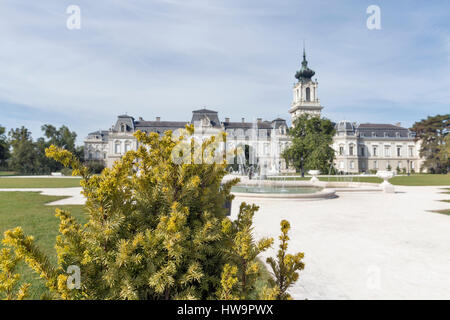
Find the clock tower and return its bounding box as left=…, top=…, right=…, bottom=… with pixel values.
left=289, top=48, right=323, bottom=121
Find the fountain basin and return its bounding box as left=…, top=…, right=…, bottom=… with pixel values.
left=230, top=181, right=336, bottom=200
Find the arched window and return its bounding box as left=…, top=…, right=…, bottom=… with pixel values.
left=305, top=87, right=311, bottom=101
left=115, top=142, right=121, bottom=154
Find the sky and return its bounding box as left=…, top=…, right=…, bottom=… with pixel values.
left=0, top=0, right=449, bottom=145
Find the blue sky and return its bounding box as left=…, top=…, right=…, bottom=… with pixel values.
left=0, top=0, right=449, bottom=145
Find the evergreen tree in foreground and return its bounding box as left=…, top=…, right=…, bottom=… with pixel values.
left=0, top=126, right=305, bottom=300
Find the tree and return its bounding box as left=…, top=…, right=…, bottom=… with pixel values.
left=282, top=114, right=335, bottom=174
left=7, top=125, right=80, bottom=174
left=411, top=114, right=449, bottom=173
left=39, top=125, right=79, bottom=173
left=41, top=124, right=77, bottom=152
left=8, top=127, right=39, bottom=174
left=1, top=126, right=304, bottom=300
left=0, top=125, right=9, bottom=169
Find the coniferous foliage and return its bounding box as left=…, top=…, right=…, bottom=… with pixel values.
left=0, top=125, right=304, bottom=300
left=266, top=220, right=305, bottom=300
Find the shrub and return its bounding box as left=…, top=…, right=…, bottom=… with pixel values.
left=60, top=168, right=73, bottom=176
left=0, top=126, right=304, bottom=300
left=266, top=220, right=305, bottom=300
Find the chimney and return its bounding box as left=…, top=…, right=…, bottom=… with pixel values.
left=241, top=117, right=245, bottom=123
left=257, top=118, right=262, bottom=123
left=225, top=117, right=230, bottom=123
left=156, top=117, right=161, bottom=122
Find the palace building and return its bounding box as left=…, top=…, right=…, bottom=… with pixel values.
left=85, top=50, right=424, bottom=174
left=85, top=109, right=290, bottom=171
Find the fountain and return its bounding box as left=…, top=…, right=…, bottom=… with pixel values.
left=230, top=167, right=336, bottom=199
left=377, top=171, right=395, bottom=193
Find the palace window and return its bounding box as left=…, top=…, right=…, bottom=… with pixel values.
left=397, top=147, right=402, bottom=157
left=125, top=142, right=131, bottom=153
left=350, top=161, right=354, bottom=169
left=373, top=146, right=378, bottom=157
left=360, top=147, right=365, bottom=157
left=384, top=146, right=391, bottom=157
left=374, top=160, right=378, bottom=169
left=305, top=87, right=311, bottom=101
left=349, top=145, right=354, bottom=156
left=409, top=147, right=414, bottom=157
left=115, top=142, right=121, bottom=154
left=339, top=146, right=344, bottom=156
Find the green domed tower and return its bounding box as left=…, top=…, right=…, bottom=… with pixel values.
left=289, top=46, right=324, bottom=122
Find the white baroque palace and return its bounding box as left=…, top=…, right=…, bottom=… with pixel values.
left=85, top=109, right=290, bottom=171
left=85, top=50, right=424, bottom=174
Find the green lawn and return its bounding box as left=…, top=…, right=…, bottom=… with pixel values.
left=0, top=192, right=87, bottom=299
left=433, top=208, right=450, bottom=216
left=389, top=174, right=450, bottom=186
left=0, top=171, right=18, bottom=176
left=269, top=174, right=450, bottom=186
left=0, top=178, right=82, bottom=188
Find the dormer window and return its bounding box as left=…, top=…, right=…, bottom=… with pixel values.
left=121, top=124, right=126, bottom=132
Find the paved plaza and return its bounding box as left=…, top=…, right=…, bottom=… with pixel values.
left=232, top=186, right=450, bottom=299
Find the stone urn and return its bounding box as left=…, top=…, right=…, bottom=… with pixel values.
left=377, top=171, right=395, bottom=193
left=308, top=170, right=320, bottom=183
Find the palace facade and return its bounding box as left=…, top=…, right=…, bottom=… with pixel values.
left=85, top=50, right=424, bottom=174
left=85, top=109, right=290, bottom=171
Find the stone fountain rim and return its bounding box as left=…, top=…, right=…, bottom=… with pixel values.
left=231, top=187, right=336, bottom=199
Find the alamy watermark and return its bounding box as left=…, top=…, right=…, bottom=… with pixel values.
left=366, top=5, right=381, bottom=30
left=67, top=265, right=81, bottom=289
left=66, top=5, right=81, bottom=30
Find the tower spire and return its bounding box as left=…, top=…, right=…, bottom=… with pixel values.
left=303, top=40, right=306, bottom=61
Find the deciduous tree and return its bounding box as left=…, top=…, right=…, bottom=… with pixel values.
left=282, top=114, right=335, bottom=174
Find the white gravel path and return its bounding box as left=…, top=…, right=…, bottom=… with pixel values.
left=0, top=187, right=84, bottom=205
